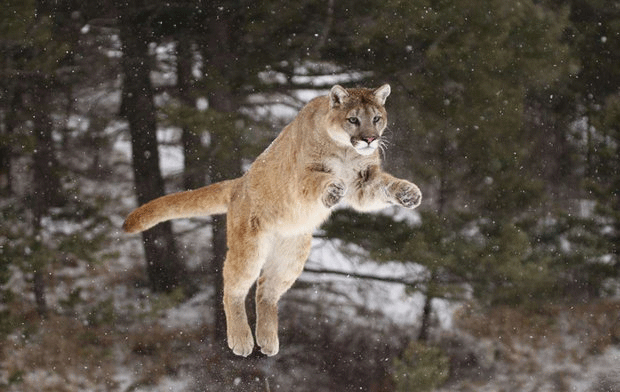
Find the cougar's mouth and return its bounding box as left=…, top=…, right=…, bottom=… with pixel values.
left=351, top=137, right=380, bottom=156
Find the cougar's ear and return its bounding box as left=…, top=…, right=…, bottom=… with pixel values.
left=329, top=85, right=349, bottom=108
left=373, top=84, right=391, bottom=106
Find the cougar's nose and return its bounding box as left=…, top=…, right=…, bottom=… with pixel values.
left=361, top=136, right=378, bottom=144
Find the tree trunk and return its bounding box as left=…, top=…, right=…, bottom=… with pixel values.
left=0, top=85, right=19, bottom=194
left=418, top=294, right=432, bottom=342
left=33, top=269, right=47, bottom=318
left=418, top=273, right=437, bottom=342
left=119, top=7, right=184, bottom=292
left=27, top=76, right=64, bottom=318
left=205, top=89, right=243, bottom=342
left=437, top=129, right=451, bottom=217
left=31, top=189, right=48, bottom=319
left=176, top=38, right=205, bottom=191
left=614, top=144, right=620, bottom=277
left=197, top=10, right=245, bottom=343
left=32, top=78, right=64, bottom=210
left=210, top=214, right=227, bottom=343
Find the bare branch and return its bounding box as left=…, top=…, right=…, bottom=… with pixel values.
left=303, top=267, right=426, bottom=288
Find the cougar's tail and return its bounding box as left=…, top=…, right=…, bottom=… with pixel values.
left=123, top=179, right=238, bottom=234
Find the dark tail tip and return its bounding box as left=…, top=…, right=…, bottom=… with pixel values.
left=122, top=214, right=141, bottom=234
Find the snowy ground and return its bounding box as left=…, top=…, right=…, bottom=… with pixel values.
left=3, top=220, right=618, bottom=392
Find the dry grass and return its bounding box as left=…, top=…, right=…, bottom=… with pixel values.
left=455, top=302, right=559, bottom=345
left=2, top=314, right=118, bottom=392
left=456, top=299, right=620, bottom=352
left=122, top=323, right=206, bottom=388
left=564, top=299, right=620, bottom=355
left=1, top=310, right=207, bottom=392
left=433, top=299, right=620, bottom=391
left=453, top=299, right=620, bottom=377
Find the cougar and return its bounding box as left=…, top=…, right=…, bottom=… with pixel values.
left=123, top=84, right=422, bottom=356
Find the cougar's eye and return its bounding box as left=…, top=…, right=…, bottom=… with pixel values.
left=373, top=116, right=382, bottom=124
left=347, top=117, right=360, bottom=125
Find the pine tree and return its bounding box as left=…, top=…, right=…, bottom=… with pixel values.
left=118, top=2, right=185, bottom=292
left=321, top=0, right=586, bottom=314
left=569, top=0, right=620, bottom=280
left=0, top=0, right=115, bottom=319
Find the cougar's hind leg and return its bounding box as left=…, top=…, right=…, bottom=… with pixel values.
left=222, top=230, right=269, bottom=357
left=255, top=233, right=311, bottom=356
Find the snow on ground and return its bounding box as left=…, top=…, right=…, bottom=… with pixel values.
left=569, top=346, right=620, bottom=391
left=303, top=236, right=452, bottom=330
left=159, top=289, right=214, bottom=330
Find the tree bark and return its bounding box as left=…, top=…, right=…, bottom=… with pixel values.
left=33, top=269, right=47, bottom=318
left=0, top=85, right=19, bottom=194
left=32, top=77, right=64, bottom=210
left=418, top=273, right=437, bottom=342
left=204, top=90, right=243, bottom=342
left=119, top=7, right=184, bottom=292
left=176, top=38, right=205, bottom=191
left=418, top=293, right=432, bottom=342
left=210, top=214, right=227, bottom=343
left=28, top=76, right=64, bottom=318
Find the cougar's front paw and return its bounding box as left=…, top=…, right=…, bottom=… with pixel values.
left=322, top=181, right=346, bottom=208
left=394, top=181, right=422, bottom=209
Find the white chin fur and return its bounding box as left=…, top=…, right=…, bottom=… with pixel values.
left=355, top=146, right=377, bottom=156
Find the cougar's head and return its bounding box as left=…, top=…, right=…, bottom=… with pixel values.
left=326, top=84, right=391, bottom=156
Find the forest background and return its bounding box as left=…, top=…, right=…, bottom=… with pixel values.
left=0, top=0, right=619, bottom=391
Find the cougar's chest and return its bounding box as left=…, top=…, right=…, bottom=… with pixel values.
left=324, top=150, right=377, bottom=188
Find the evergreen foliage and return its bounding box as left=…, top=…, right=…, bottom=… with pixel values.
left=0, top=0, right=619, bottom=387
left=393, top=341, right=450, bottom=392
left=323, top=0, right=618, bottom=311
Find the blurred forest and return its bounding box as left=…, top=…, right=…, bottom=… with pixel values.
left=1, top=0, right=619, bottom=391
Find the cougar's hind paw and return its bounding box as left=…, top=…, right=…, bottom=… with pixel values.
left=228, top=324, right=255, bottom=357
left=257, top=330, right=279, bottom=356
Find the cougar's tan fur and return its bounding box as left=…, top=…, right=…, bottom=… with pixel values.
left=123, top=84, right=422, bottom=356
